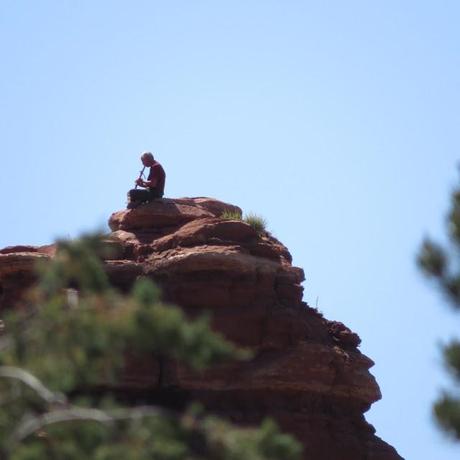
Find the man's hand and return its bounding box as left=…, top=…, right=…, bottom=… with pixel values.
left=135, top=178, right=144, bottom=187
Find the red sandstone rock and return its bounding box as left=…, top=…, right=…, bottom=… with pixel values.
left=172, top=197, right=242, bottom=217
left=0, top=252, right=50, bottom=308
left=151, top=218, right=258, bottom=250
left=0, top=252, right=49, bottom=277
left=0, top=245, right=40, bottom=254
left=0, top=197, right=402, bottom=460
left=328, top=320, right=362, bottom=347
left=0, top=244, right=56, bottom=256
left=109, top=197, right=241, bottom=232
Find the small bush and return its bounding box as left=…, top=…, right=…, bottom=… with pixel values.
left=244, top=213, right=267, bottom=234
left=220, top=210, right=243, bottom=220
left=220, top=210, right=267, bottom=235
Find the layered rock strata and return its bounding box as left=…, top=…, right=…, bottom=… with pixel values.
left=0, top=197, right=402, bottom=460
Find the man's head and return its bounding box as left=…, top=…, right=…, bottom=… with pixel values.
left=141, top=151, right=155, bottom=167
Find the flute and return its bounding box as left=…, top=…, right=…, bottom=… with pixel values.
left=135, top=166, right=146, bottom=189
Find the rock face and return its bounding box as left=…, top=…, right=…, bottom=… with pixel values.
left=0, top=245, right=55, bottom=309
left=0, top=197, right=402, bottom=460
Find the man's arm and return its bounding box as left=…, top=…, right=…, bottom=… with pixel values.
left=136, top=164, right=159, bottom=188
left=136, top=176, right=158, bottom=188
left=135, top=177, right=146, bottom=187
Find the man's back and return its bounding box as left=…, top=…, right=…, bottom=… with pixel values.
left=148, top=161, right=166, bottom=194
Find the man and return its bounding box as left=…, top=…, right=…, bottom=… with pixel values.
left=127, top=152, right=166, bottom=209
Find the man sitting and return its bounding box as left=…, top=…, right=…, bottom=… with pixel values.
left=127, top=152, right=166, bottom=209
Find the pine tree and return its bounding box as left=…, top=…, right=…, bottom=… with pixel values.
left=0, top=234, right=302, bottom=459
left=418, top=175, right=460, bottom=440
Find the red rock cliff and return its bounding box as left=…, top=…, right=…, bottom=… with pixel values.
left=0, top=197, right=402, bottom=460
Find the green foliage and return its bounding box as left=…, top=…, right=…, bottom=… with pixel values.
left=417, top=173, right=460, bottom=441
left=0, top=234, right=302, bottom=459
left=220, top=210, right=267, bottom=235
left=244, top=213, right=267, bottom=235
left=418, top=240, right=447, bottom=278
left=200, top=417, right=303, bottom=460
left=220, top=210, right=243, bottom=220
left=36, top=234, right=113, bottom=296
left=434, top=394, right=460, bottom=440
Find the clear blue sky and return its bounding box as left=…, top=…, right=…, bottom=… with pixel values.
left=1, top=2, right=460, bottom=458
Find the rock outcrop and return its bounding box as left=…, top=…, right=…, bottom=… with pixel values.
left=0, top=197, right=402, bottom=460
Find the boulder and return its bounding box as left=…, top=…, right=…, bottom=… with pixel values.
left=109, top=197, right=241, bottom=232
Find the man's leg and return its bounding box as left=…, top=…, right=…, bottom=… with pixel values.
left=147, top=188, right=164, bottom=200
left=127, top=189, right=151, bottom=209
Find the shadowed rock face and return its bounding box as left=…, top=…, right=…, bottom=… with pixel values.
left=0, top=197, right=402, bottom=460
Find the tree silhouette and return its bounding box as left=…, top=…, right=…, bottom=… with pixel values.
left=418, top=175, right=460, bottom=440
